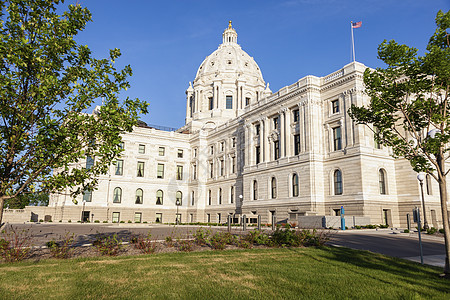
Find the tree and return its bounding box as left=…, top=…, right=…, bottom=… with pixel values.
left=349, top=10, right=450, bottom=277
left=0, top=0, right=148, bottom=225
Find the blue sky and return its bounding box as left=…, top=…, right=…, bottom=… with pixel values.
left=74, top=0, right=449, bottom=129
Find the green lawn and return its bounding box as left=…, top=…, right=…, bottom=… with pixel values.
left=0, top=247, right=448, bottom=299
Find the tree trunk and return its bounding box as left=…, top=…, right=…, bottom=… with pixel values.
left=0, top=195, right=5, bottom=228
left=436, top=153, right=450, bottom=276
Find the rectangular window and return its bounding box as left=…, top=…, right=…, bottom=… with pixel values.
left=210, top=146, right=214, bottom=155
left=333, top=127, right=342, bottom=151
left=138, top=144, right=145, bottom=154
left=273, top=117, right=279, bottom=130
left=194, top=148, right=197, bottom=157
left=209, top=97, right=214, bottom=110
left=158, top=147, right=165, bottom=156
left=231, top=156, right=235, bottom=173
left=82, top=190, right=92, bottom=202
left=137, top=162, right=144, bottom=177
left=157, top=163, right=164, bottom=179
left=255, top=124, right=260, bottom=136
left=245, top=97, right=250, bottom=106
left=226, top=95, right=233, bottom=109
left=207, top=214, right=211, bottom=223
left=230, top=186, right=234, bottom=204
left=134, top=212, right=142, bottom=223
left=115, top=159, right=123, bottom=175
left=112, top=212, right=120, bottom=223
left=86, top=156, right=94, bottom=169
left=177, top=165, right=183, bottom=180
left=177, top=149, right=183, bottom=158
left=193, top=164, right=197, bottom=180
left=256, top=146, right=260, bottom=164
left=232, top=138, right=236, bottom=148
left=274, top=141, right=280, bottom=160
left=209, top=161, right=214, bottom=178
left=293, top=109, right=299, bottom=122
left=294, top=134, right=300, bottom=155
left=220, top=142, right=224, bottom=152
left=155, top=213, right=162, bottom=223
left=219, top=159, right=224, bottom=176
left=332, top=100, right=339, bottom=114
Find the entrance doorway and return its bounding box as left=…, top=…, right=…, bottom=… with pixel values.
left=82, top=211, right=90, bottom=223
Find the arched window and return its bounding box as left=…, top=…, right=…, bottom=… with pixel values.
left=292, top=174, right=299, bottom=197
left=176, top=191, right=182, bottom=206
left=208, top=190, right=212, bottom=205
left=135, top=188, right=143, bottom=204
left=156, top=190, right=163, bottom=205
left=426, top=174, right=432, bottom=195
left=253, top=180, right=258, bottom=200
left=379, top=169, right=387, bottom=195
left=113, top=187, right=122, bottom=203
left=218, top=188, right=222, bottom=204
left=271, top=177, right=277, bottom=199
left=334, top=170, right=343, bottom=195
left=191, top=191, right=195, bottom=206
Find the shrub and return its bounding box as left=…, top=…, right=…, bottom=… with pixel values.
left=193, top=228, right=210, bottom=246
left=94, top=234, right=122, bottom=256
left=134, top=233, right=157, bottom=254
left=0, top=226, right=32, bottom=262
left=59, top=220, right=62, bottom=223
left=143, top=221, right=148, bottom=224
left=119, top=221, right=125, bottom=223
left=426, top=227, right=437, bottom=235
left=178, top=240, right=194, bottom=252
left=165, top=236, right=174, bottom=247
left=379, top=224, right=389, bottom=228
left=237, top=238, right=252, bottom=249
left=210, top=232, right=228, bottom=250
left=364, top=224, right=377, bottom=229
left=46, top=233, right=75, bottom=259
left=244, top=230, right=270, bottom=245
left=39, top=219, right=44, bottom=222
left=103, top=221, right=108, bottom=223
left=439, top=228, right=445, bottom=234
left=68, top=220, right=71, bottom=223
left=94, top=220, right=100, bottom=223
left=404, top=229, right=410, bottom=233
left=355, top=225, right=361, bottom=229
left=127, top=220, right=132, bottom=223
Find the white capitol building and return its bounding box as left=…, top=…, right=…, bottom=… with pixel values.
left=9, top=22, right=445, bottom=228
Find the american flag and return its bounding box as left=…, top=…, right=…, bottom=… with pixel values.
left=352, top=21, right=362, bottom=28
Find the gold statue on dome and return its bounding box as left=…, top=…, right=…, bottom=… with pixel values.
left=228, top=20, right=232, bottom=29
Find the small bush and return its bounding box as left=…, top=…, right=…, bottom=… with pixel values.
left=47, top=233, right=75, bottom=259
left=355, top=225, right=361, bottom=229
left=404, top=229, right=410, bottom=233
left=439, top=228, right=444, bottom=234
left=236, top=238, right=252, bottom=249
left=39, top=219, right=44, bottom=222
left=128, top=220, right=132, bottom=223
left=68, top=220, right=71, bottom=223
left=59, top=220, right=62, bottom=223
left=210, top=232, right=228, bottom=250
left=193, top=228, right=210, bottom=246
left=0, top=226, right=32, bottom=262
left=94, top=234, right=122, bottom=256
left=178, top=240, right=194, bottom=252
left=103, top=221, right=108, bottom=223
left=134, top=233, right=157, bottom=254
left=94, top=220, right=100, bottom=223
left=165, top=236, right=174, bottom=247
left=143, top=221, right=148, bottom=224
left=120, top=221, right=125, bottom=223
left=364, top=224, right=377, bottom=229
left=379, top=224, right=389, bottom=229
left=244, top=230, right=270, bottom=245
left=426, top=227, right=437, bottom=235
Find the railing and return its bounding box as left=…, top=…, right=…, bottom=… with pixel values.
left=323, top=68, right=344, bottom=83
left=145, top=124, right=178, bottom=132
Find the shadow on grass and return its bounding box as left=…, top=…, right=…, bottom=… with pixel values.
left=310, top=246, right=449, bottom=294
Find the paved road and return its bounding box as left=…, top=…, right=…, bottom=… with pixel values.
left=329, top=229, right=446, bottom=267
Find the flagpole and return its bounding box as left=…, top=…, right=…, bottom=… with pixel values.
left=351, top=21, right=355, bottom=62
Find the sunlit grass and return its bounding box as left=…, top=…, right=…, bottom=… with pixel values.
left=0, top=247, right=448, bottom=299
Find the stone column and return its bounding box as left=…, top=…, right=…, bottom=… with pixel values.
left=263, top=117, right=270, bottom=162
left=279, top=110, right=285, bottom=157
left=285, top=108, right=292, bottom=157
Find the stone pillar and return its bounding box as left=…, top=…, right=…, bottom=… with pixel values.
left=285, top=108, right=292, bottom=157
left=279, top=109, right=285, bottom=157
left=263, top=117, right=270, bottom=162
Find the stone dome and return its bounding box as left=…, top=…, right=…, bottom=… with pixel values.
left=183, top=21, right=269, bottom=132
left=194, top=21, right=264, bottom=86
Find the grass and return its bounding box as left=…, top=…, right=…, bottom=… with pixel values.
left=0, top=247, right=448, bottom=299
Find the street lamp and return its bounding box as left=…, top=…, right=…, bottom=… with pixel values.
left=81, top=199, right=86, bottom=223
left=175, top=199, right=180, bottom=225
left=417, top=173, right=429, bottom=230
left=239, top=195, right=243, bottom=202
